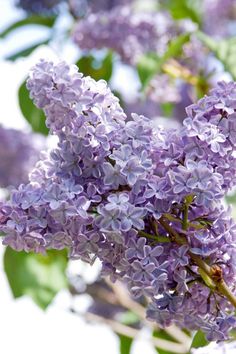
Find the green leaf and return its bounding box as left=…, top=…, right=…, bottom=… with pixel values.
left=137, top=33, right=190, bottom=87
left=4, top=247, right=68, bottom=309
left=0, top=16, right=56, bottom=38
left=76, top=52, right=113, bottom=82
left=197, top=32, right=236, bottom=80
left=18, top=80, right=49, bottom=135
left=137, top=53, right=161, bottom=87
left=117, top=334, right=133, bottom=354
left=163, top=33, right=191, bottom=61
left=153, top=329, right=178, bottom=354
left=160, top=103, right=174, bottom=117
left=196, top=31, right=217, bottom=51
left=190, top=330, right=209, bottom=350
left=6, top=39, right=49, bottom=61
left=163, top=0, right=201, bottom=25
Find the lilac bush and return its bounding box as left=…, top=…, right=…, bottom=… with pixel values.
left=16, top=0, right=64, bottom=14
left=69, top=0, right=131, bottom=18
left=202, top=0, right=236, bottom=37
left=0, top=126, right=43, bottom=189
left=72, top=6, right=176, bottom=65
left=1, top=60, right=236, bottom=341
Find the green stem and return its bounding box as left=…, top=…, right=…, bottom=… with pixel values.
left=182, top=203, right=189, bottom=231
left=138, top=230, right=170, bottom=243
left=218, top=281, right=236, bottom=308
left=158, top=216, right=236, bottom=309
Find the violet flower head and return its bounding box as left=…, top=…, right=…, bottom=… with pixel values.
left=69, top=0, right=131, bottom=18
left=1, top=60, right=236, bottom=341
left=72, top=6, right=175, bottom=65
left=0, top=126, right=43, bottom=189
left=16, top=0, right=64, bottom=14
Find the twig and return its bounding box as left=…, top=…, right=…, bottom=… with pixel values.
left=79, top=311, right=189, bottom=354
left=158, top=216, right=236, bottom=308
left=106, top=279, right=191, bottom=347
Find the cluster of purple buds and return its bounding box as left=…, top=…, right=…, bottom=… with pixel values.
left=1, top=60, right=236, bottom=341
left=16, top=0, right=64, bottom=15
left=72, top=6, right=176, bottom=65
left=0, top=126, right=43, bottom=189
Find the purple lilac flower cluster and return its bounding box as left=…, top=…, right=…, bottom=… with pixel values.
left=16, top=0, right=64, bottom=14
left=69, top=0, right=131, bottom=18
left=1, top=60, right=236, bottom=340
left=72, top=6, right=176, bottom=65
left=0, top=126, right=43, bottom=189
left=203, top=0, right=236, bottom=37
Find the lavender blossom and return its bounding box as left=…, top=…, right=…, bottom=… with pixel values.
left=0, top=126, right=43, bottom=189
left=146, top=74, right=181, bottom=104
left=1, top=60, right=236, bottom=341
left=69, top=0, right=131, bottom=18
left=72, top=6, right=176, bottom=65
left=16, top=0, right=64, bottom=14
left=203, top=0, right=236, bottom=37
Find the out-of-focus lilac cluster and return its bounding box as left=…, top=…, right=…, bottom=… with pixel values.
left=203, top=0, right=236, bottom=37
left=1, top=60, right=236, bottom=340
left=146, top=74, right=181, bottom=104
left=0, top=126, right=43, bottom=189
left=69, top=0, right=131, bottom=18
left=72, top=6, right=176, bottom=65
left=16, top=0, right=64, bottom=14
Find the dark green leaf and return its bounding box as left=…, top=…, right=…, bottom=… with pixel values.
left=190, top=330, right=209, bottom=350
left=0, top=16, right=56, bottom=38
left=76, top=52, right=113, bottom=82
left=6, top=39, right=49, bottom=61
left=117, top=334, right=133, bottom=354
left=18, top=80, right=49, bottom=135
left=197, top=32, right=236, bottom=80
left=4, top=247, right=68, bottom=309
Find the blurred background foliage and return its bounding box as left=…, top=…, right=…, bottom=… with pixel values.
left=1, top=0, right=236, bottom=353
